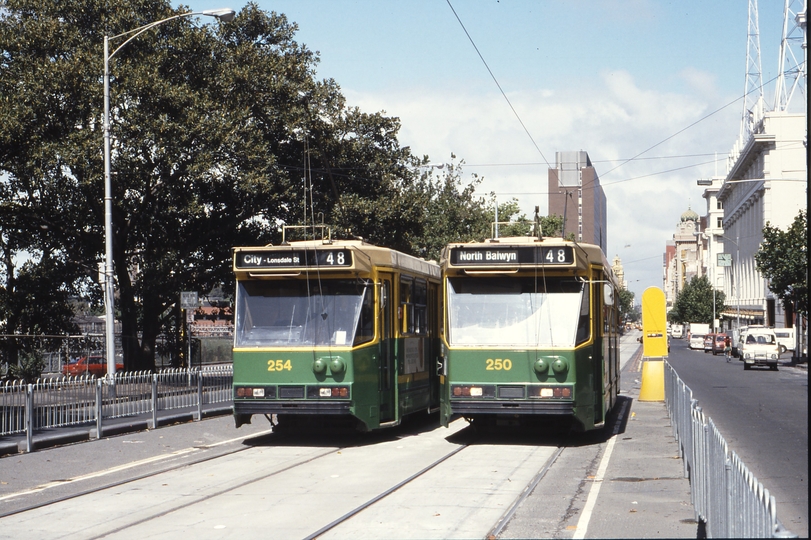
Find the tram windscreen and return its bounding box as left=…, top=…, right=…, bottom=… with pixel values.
left=235, top=279, right=373, bottom=347
left=447, top=277, right=589, bottom=347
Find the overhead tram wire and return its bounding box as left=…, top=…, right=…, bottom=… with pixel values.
left=594, top=71, right=788, bottom=182
left=445, top=3, right=791, bottom=205
left=445, top=0, right=551, bottom=170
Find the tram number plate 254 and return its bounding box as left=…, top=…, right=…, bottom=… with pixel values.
left=268, top=359, right=292, bottom=372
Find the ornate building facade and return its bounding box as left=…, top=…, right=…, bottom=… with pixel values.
left=663, top=209, right=706, bottom=312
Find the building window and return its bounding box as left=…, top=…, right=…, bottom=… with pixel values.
left=717, top=200, right=723, bottom=210
left=716, top=217, right=723, bottom=229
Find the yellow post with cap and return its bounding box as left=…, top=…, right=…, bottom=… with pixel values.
left=639, top=286, right=667, bottom=401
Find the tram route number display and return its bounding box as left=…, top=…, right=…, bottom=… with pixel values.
left=450, top=246, right=573, bottom=266
left=236, top=249, right=353, bottom=269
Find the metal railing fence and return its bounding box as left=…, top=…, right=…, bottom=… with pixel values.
left=1, top=366, right=233, bottom=452
left=664, top=361, right=796, bottom=538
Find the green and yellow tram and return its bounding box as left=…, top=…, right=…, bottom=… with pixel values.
left=232, top=234, right=441, bottom=432
left=438, top=236, right=620, bottom=431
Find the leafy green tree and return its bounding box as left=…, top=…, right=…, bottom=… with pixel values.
left=617, top=287, right=636, bottom=323
left=5, top=350, right=46, bottom=382
left=2, top=0, right=473, bottom=370
left=485, top=199, right=565, bottom=239
left=755, top=210, right=807, bottom=316
left=1, top=172, right=83, bottom=366
left=670, top=275, right=726, bottom=325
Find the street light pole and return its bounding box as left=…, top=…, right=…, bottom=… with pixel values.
left=718, top=234, right=741, bottom=333
left=102, top=8, right=235, bottom=379
left=735, top=235, right=740, bottom=331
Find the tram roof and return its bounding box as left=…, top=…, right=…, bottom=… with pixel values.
left=232, top=240, right=440, bottom=279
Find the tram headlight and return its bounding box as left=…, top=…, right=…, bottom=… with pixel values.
left=534, top=358, right=549, bottom=373
left=552, top=357, right=569, bottom=374
left=330, top=357, right=346, bottom=374
left=313, top=358, right=327, bottom=374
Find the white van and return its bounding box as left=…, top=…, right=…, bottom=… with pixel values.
left=671, top=324, right=683, bottom=339
left=688, top=323, right=710, bottom=350
left=731, top=326, right=748, bottom=357
left=740, top=326, right=780, bottom=370
left=773, top=327, right=795, bottom=353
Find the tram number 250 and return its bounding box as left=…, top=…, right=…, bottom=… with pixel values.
left=267, top=359, right=292, bottom=372
left=485, top=358, right=512, bottom=371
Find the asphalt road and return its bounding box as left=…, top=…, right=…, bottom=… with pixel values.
left=665, top=336, right=808, bottom=538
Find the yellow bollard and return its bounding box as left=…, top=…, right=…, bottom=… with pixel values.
left=638, top=360, right=665, bottom=401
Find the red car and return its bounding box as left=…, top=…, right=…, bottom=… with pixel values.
left=703, top=333, right=716, bottom=353
left=62, top=355, right=123, bottom=377
left=711, top=333, right=729, bottom=355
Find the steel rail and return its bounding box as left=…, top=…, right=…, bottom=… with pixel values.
left=303, top=444, right=469, bottom=540
left=486, top=445, right=566, bottom=538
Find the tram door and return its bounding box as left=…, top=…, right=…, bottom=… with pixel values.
left=378, top=275, right=396, bottom=423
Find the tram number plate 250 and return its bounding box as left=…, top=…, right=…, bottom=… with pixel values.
left=486, top=358, right=512, bottom=371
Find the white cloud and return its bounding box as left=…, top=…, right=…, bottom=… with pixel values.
left=346, top=70, right=740, bottom=300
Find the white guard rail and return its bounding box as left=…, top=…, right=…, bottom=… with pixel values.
left=1, top=366, right=233, bottom=452
left=664, top=361, right=797, bottom=538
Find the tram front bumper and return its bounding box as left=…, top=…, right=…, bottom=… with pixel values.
left=450, top=400, right=574, bottom=415
left=234, top=400, right=352, bottom=416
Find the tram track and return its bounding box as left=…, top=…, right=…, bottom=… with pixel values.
left=301, top=442, right=569, bottom=540
left=0, top=428, right=278, bottom=519
left=2, top=418, right=600, bottom=539
left=308, top=428, right=571, bottom=540
left=303, top=444, right=469, bottom=540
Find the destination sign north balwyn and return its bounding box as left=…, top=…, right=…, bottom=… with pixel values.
left=450, top=246, right=573, bottom=266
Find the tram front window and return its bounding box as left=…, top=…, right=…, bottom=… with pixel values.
left=447, top=277, right=587, bottom=347
left=235, top=279, right=373, bottom=347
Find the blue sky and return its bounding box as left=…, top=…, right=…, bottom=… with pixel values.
left=186, top=0, right=793, bottom=301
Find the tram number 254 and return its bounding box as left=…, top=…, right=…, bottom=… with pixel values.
left=485, top=358, right=512, bottom=371
left=268, top=359, right=292, bottom=372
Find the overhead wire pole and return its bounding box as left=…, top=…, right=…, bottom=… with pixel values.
left=102, top=8, right=235, bottom=379
left=741, top=0, right=764, bottom=142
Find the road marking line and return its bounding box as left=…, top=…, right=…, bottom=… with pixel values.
left=572, top=434, right=617, bottom=539
left=0, top=428, right=274, bottom=502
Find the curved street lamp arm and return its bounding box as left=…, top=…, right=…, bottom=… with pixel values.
left=107, top=9, right=234, bottom=60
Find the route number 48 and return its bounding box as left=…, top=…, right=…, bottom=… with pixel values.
left=326, top=252, right=345, bottom=265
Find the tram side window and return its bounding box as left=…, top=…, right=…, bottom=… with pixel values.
left=575, top=284, right=590, bottom=345
left=413, top=280, right=428, bottom=335
left=354, top=286, right=374, bottom=345
left=400, top=277, right=428, bottom=335
left=400, top=278, right=412, bottom=334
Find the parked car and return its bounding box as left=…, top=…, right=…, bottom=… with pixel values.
left=62, top=355, right=123, bottom=377
left=711, top=333, right=728, bottom=355
left=703, top=333, right=716, bottom=353
left=740, top=327, right=780, bottom=370
left=773, top=327, right=795, bottom=354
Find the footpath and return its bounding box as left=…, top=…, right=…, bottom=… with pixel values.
left=581, top=332, right=698, bottom=538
